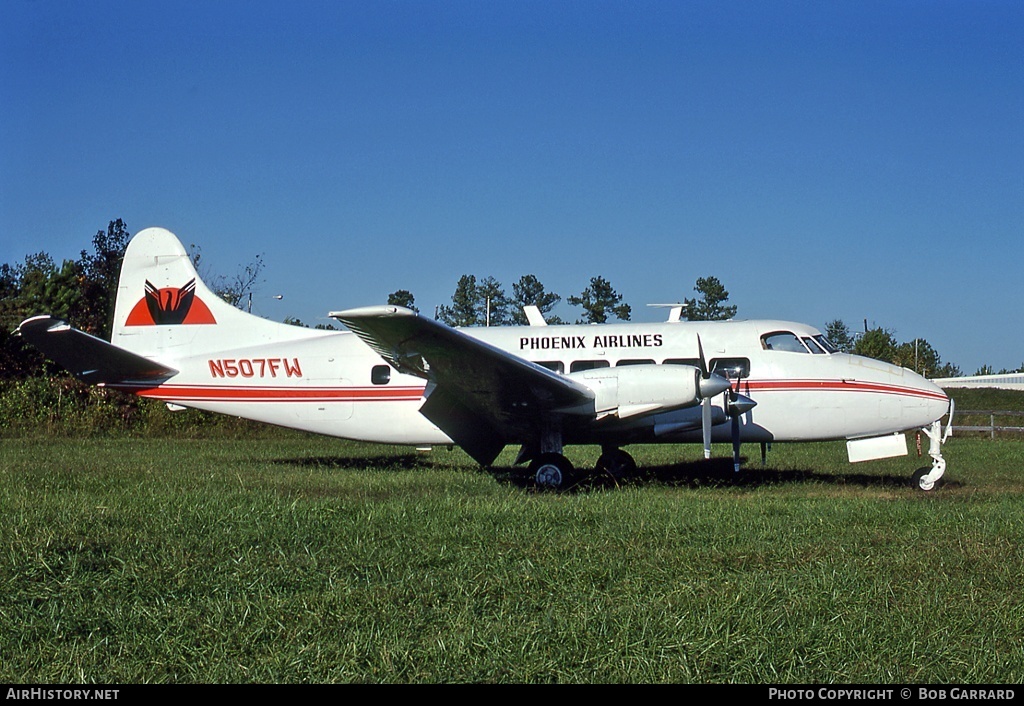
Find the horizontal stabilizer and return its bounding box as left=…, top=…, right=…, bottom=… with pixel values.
left=16, top=316, right=178, bottom=384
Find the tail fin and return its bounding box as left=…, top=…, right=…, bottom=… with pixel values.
left=112, top=227, right=321, bottom=358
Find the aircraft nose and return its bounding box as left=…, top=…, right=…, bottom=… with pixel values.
left=903, top=369, right=950, bottom=427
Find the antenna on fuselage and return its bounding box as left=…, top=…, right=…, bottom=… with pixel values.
left=648, top=303, right=684, bottom=323
left=523, top=305, right=547, bottom=326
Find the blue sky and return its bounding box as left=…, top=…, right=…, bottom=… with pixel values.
left=2, top=0, right=1021, bottom=374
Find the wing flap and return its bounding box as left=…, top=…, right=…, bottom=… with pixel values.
left=16, top=315, right=178, bottom=384
left=418, top=385, right=507, bottom=466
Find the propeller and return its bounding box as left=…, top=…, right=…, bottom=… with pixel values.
left=726, top=376, right=757, bottom=472
left=696, top=335, right=730, bottom=459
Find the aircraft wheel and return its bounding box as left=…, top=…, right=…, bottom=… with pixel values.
left=596, top=448, right=638, bottom=482
left=532, top=453, right=576, bottom=490
left=911, top=467, right=937, bottom=491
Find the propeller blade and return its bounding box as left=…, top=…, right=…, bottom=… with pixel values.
left=728, top=379, right=753, bottom=473
left=702, top=397, right=712, bottom=459
left=696, top=333, right=709, bottom=378
left=731, top=412, right=741, bottom=472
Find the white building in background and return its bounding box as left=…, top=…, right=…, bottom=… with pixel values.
left=932, top=373, right=1024, bottom=391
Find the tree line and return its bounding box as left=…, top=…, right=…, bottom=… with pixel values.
left=0, top=220, right=268, bottom=380
left=391, top=274, right=736, bottom=327
left=823, top=320, right=1021, bottom=378
left=7, top=219, right=1020, bottom=383
left=824, top=320, right=962, bottom=378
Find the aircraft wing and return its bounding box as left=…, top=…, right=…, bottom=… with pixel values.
left=16, top=315, right=178, bottom=384
left=331, top=306, right=595, bottom=465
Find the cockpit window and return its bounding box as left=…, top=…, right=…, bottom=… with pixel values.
left=802, top=337, right=827, bottom=354
left=814, top=335, right=838, bottom=353
left=761, top=332, right=810, bottom=353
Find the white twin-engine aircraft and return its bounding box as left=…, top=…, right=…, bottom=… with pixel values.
left=17, top=227, right=953, bottom=490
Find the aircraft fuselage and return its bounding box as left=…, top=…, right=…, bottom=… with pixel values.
left=111, top=317, right=949, bottom=450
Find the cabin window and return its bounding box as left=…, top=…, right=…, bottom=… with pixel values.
left=663, top=358, right=702, bottom=368
left=536, top=361, right=564, bottom=373
left=371, top=364, right=391, bottom=385
left=710, top=357, right=750, bottom=379
left=761, top=332, right=810, bottom=353
left=570, top=360, right=610, bottom=373
left=616, top=359, right=655, bottom=366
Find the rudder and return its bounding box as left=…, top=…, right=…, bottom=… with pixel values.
left=111, top=227, right=320, bottom=358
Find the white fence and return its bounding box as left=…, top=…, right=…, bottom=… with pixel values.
left=952, top=410, right=1024, bottom=437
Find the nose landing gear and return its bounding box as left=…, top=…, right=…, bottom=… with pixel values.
left=913, top=404, right=953, bottom=491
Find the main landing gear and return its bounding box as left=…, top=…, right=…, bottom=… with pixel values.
left=530, top=453, right=578, bottom=490
left=531, top=447, right=639, bottom=490
left=527, top=418, right=643, bottom=490
left=595, top=447, right=639, bottom=482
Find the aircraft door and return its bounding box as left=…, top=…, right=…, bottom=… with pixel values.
left=300, top=356, right=354, bottom=422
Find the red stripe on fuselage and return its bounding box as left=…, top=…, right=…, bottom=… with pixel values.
left=110, top=378, right=945, bottom=406
left=743, top=379, right=948, bottom=401
left=110, top=383, right=426, bottom=403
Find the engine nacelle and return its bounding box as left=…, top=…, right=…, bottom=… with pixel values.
left=565, top=364, right=704, bottom=418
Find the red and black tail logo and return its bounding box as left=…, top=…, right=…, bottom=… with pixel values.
left=125, top=279, right=217, bottom=326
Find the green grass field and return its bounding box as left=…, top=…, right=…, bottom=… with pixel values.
left=1, top=429, right=1022, bottom=684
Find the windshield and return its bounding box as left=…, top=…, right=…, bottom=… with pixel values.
left=813, top=335, right=838, bottom=353
left=761, top=331, right=836, bottom=355
left=761, top=332, right=810, bottom=353
left=803, top=337, right=827, bottom=354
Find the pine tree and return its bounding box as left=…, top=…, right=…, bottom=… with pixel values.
left=511, top=275, right=562, bottom=325
left=683, top=276, right=737, bottom=321
left=567, top=276, right=631, bottom=324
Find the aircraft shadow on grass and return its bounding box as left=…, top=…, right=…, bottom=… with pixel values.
left=273, top=454, right=434, bottom=471
left=488, top=457, right=961, bottom=492
left=272, top=453, right=959, bottom=492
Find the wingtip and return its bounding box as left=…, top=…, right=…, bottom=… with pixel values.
left=15, top=315, right=65, bottom=336
left=329, top=305, right=418, bottom=320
